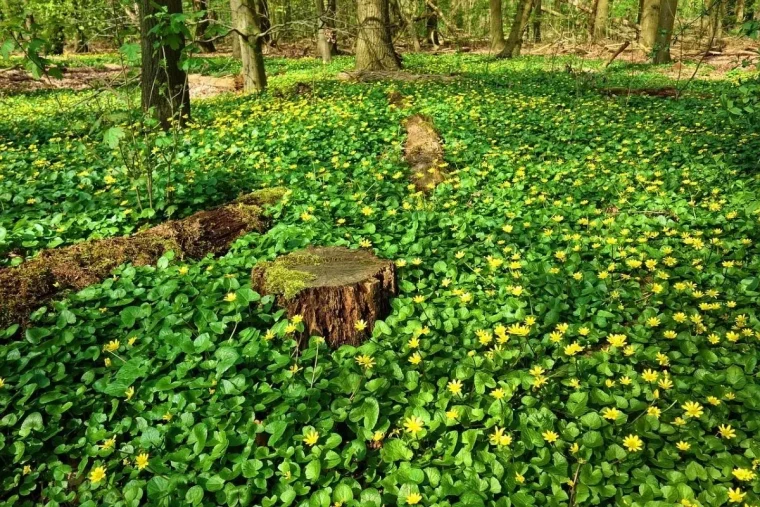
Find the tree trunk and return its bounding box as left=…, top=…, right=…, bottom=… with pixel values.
left=498, top=0, right=534, bottom=58
left=735, top=0, right=745, bottom=24
left=251, top=247, right=398, bottom=348
left=533, top=0, right=542, bottom=42
left=490, top=0, right=507, bottom=52
left=50, top=24, right=65, bottom=55
left=193, top=0, right=216, bottom=52
left=140, top=0, right=191, bottom=129
left=653, top=0, right=676, bottom=62
left=230, top=0, right=267, bottom=92
left=593, top=0, right=610, bottom=38
left=426, top=0, right=441, bottom=45
left=754, top=1, right=760, bottom=20
left=393, top=0, right=421, bottom=51
left=355, top=0, right=401, bottom=70
left=636, top=0, right=644, bottom=24
left=638, top=0, right=660, bottom=51
left=708, top=0, right=723, bottom=45
left=316, top=0, right=334, bottom=62
left=257, top=0, right=272, bottom=45
left=327, top=0, right=339, bottom=53
left=232, top=33, right=241, bottom=57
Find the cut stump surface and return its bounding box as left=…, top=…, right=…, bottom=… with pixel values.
left=251, top=247, right=397, bottom=348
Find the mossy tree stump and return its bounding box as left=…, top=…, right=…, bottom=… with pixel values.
left=251, top=247, right=397, bottom=348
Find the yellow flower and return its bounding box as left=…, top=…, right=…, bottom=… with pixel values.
left=413, top=295, right=426, bottom=304
left=408, top=353, right=422, bottom=365
left=646, top=317, right=661, bottom=327
left=529, top=365, right=546, bottom=377
left=718, top=424, right=736, bottom=439
left=491, top=388, right=506, bottom=400
left=515, top=472, right=526, bottom=483
left=127, top=336, right=137, bottom=346
left=103, top=340, right=120, bottom=353
left=727, top=487, right=745, bottom=503
left=681, top=401, right=703, bottom=418
left=125, top=386, right=135, bottom=400
left=732, top=468, right=756, bottom=481
left=354, top=319, right=367, bottom=331
left=706, top=396, right=721, bottom=406
left=607, top=334, right=627, bottom=348
left=542, top=430, right=559, bottom=444
left=564, top=342, right=584, bottom=356
left=104, top=357, right=111, bottom=367
left=355, top=354, right=375, bottom=369
left=601, top=407, right=620, bottom=420
left=408, top=337, right=420, bottom=348
left=162, top=412, right=172, bottom=421
left=445, top=409, right=459, bottom=420
left=620, top=376, right=631, bottom=386
left=647, top=406, right=661, bottom=419
left=178, top=266, right=189, bottom=275
left=100, top=437, right=116, bottom=450
left=623, top=434, right=643, bottom=452
left=23, top=465, right=31, bottom=475
left=89, top=466, right=106, bottom=483
left=507, top=324, right=531, bottom=336
left=658, top=377, right=673, bottom=390
left=372, top=431, right=384, bottom=442
left=0, top=378, right=4, bottom=389
left=570, top=442, right=580, bottom=453
left=405, top=493, right=422, bottom=505
left=224, top=292, right=237, bottom=302
left=304, top=430, right=319, bottom=446
left=676, top=441, right=690, bottom=451
left=642, top=369, right=659, bottom=383
left=447, top=379, right=463, bottom=396
left=135, top=453, right=149, bottom=470
left=403, top=416, right=424, bottom=435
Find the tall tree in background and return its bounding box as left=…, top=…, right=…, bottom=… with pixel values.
left=140, top=0, right=190, bottom=128
left=193, top=0, right=216, bottom=52
left=257, top=0, right=272, bottom=45
left=355, top=0, right=400, bottom=70
left=490, top=0, right=506, bottom=52
left=653, top=0, right=677, bottom=62
left=533, top=0, right=542, bottom=42
left=426, top=0, right=441, bottom=45
left=497, top=0, right=533, bottom=58
left=638, top=0, right=660, bottom=50
left=230, top=0, right=267, bottom=91
left=592, top=0, right=610, bottom=39
left=316, top=0, right=340, bottom=61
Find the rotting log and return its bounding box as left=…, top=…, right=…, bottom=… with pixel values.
left=336, top=70, right=458, bottom=83
left=0, top=188, right=287, bottom=328
left=251, top=247, right=397, bottom=348
left=403, top=114, right=446, bottom=192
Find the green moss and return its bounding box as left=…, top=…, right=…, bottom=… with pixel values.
left=263, top=263, right=317, bottom=300
left=247, top=187, right=289, bottom=205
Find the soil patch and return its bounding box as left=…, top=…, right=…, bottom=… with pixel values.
left=403, top=114, right=446, bottom=192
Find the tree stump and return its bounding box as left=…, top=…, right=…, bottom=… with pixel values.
left=251, top=247, right=397, bottom=348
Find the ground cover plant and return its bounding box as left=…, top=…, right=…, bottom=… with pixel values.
left=1, top=51, right=760, bottom=507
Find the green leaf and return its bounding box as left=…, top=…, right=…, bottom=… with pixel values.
left=19, top=412, right=43, bottom=438
left=305, top=460, right=321, bottom=481
left=186, top=485, right=204, bottom=505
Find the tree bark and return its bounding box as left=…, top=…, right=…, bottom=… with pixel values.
left=257, top=0, right=272, bottom=45
left=533, top=0, right=542, bottom=42
left=193, top=0, right=216, bottom=52
left=316, top=0, right=333, bottom=62
left=426, top=0, right=441, bottom=45
left=593, top=0, right=609, bottom=39
left=710, top=0, right=724, bottom=43
left=251, top=247, right=398, bottom=348
left=327, top=0, right=339, bottom=53
left=355, top=0, right=401, bottom=70
left=490, top=0, right=507, bottom=52
left=230, top=0, right=267, bottom=92
left=232, top=32, right=241, bottom=57
left=497, top=0, right=534, bottom=58
left=393, top=0, right=421, bottom=51
left=638, top=0, right=660, bottom=51
left=139, top=0, right=191, bottom=129
left=653, top=0, right=676, bottom=62
left=735, top=0, right=745, bottom=24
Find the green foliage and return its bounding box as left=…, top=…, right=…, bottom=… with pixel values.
left=1, top=53, right=760, bottom=506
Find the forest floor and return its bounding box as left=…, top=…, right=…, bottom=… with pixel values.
left=1, top=51, right=760, bottom=506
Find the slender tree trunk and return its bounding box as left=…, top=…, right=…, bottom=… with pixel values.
left=653, top=0, right=677, bottom=62
left=533, top=0, right=542, bottom=41
left=232, top=33, right=241, bottom=57
left=327, top=0, right=339, bottom=53
left=193, top=0, right=216, bottom=52
left=230, top=0, right=267, bottom=91
left=490, top=0, right=507, bottom=51
left=735, top=0, right=745, bottom=24
left=497, top=0, right=534, bottom=58
left=638, top=0, right=660, bottom=51
left=394, top=0, right=421, bottom=51
left=636, top=0, right=644, bottom=24
left=355, top=0, right=401, bottom=70
left=257, top=0, right=272, bottom=45
left=316, top=0, right=333, bottom=62
left=50, top=24, right=65, bottom=55
left=709, top=0, right=723, bottom=44
left=426, top=0, right=441, bottom=45
left=593, top=0, right=610, bottom=38
left=140, top=0, right=191, bottom=129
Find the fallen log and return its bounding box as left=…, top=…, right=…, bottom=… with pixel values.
left=251, top=247, right=397, bottom=348
left=0, top=188, right=287, bottom=328
left=600, top=87, right=678, bottom=97
left=403, top=114, right=446, bottom=192
left=336, top=70, right=458, bottom=83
